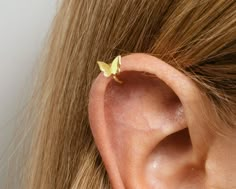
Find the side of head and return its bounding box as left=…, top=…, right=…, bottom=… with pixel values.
left=24, top=1, right=236, bottom=189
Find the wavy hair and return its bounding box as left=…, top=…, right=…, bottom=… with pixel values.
left=23, top=0, right=235, bottom=188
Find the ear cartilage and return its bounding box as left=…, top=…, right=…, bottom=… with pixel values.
left=97, top=55, right=123, bottom=84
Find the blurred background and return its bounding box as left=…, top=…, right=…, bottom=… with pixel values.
left=0, top=0, right=57, bottom=188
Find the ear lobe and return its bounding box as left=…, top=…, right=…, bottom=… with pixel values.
left=88, top=53, right=206, bottom=189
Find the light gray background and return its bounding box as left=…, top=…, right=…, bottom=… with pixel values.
left=0, top=0, right=57, bottom=187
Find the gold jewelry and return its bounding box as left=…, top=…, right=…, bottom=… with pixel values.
left=97, top=55, right=123, bottom=84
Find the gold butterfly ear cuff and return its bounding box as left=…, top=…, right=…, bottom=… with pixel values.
left=97, top=55, right=123, bottom=84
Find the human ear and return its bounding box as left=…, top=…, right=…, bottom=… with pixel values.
left=88, top=53, right=211, bottom=189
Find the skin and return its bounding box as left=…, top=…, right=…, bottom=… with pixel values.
left=88, top=53, right=236, bottom=189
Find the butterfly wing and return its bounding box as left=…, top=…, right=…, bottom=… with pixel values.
left=110, top=55, right=121, bottom=75
left=97, top=61, right=112, bottom=77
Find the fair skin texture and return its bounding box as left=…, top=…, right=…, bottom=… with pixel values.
left=88, top=53, right=236, bottom=189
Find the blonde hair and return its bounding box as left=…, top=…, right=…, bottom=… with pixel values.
left=23, top=0, right=235, bottom=188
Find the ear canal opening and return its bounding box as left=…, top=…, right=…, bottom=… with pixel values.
left=145, top=128, right=201, bottom=185
left=147, top=128, right=192, bottom=167
left=156, top=128, right=192, bottom=156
